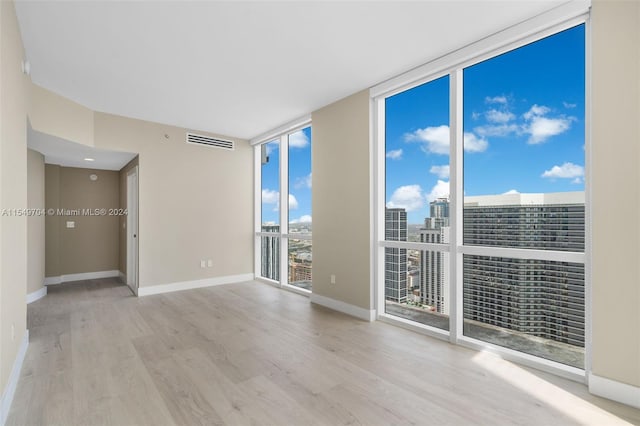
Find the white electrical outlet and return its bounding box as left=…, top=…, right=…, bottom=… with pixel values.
left=330, top=274, right=336, bottom=284
left=200, top=260, right=206, bottom=268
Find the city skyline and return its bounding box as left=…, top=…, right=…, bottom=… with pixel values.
left=385, top=24, right=585, bottom=224
left=384, top=192, right=585, bottom=367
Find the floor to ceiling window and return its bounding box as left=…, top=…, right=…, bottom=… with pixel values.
left=255, top=119, right=312, bottom=292
left=462, top=25, right=585, bottom=368
left=384, top=75, right=450, bottom=331
left=260, top=139, right=281, bottom=281
left=374, top=13, right=587, bottom=376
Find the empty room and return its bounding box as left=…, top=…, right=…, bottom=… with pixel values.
left=1, top=0, right=639, bottom=425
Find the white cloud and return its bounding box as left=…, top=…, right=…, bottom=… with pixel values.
left=472, top=111, right=481, bottom=120
left=563, top=101, right=577, bottom=109
left=291, top=215, right=312, bottom=223
left=263, top=190, right=299, bottom=211
left=261, top=189, right=278, bottom=204
left=485, top=109, right=515, bottom=123
left=405, top=125, right=449, bottom=155
left=386, top=185, right=424, bottom=212
left=426, top=180, right=450, bottom=202
left=523, top=104, right=551, bottom=120
left=405, top=125, right=488, bottom=154
left=542, top=162, right=584, bottom=179
left=386, top=149, right=403, bottom=160
left=294, top=173, right=312, bottom=189
left=571, top=177, right=583, bottom=184
left=474, top=123, right=519, bottom=138
left=288, top=131, right=309, bottom=148
left=526, top=116, right=572, bottom=144
left=485, top=95, right=508, bottom=104
left=522, top=104, right=572, bottom=144
left=429, top=165, right=450, bottom=179
left=502, top=189, right=520, bottom=195
left=464, top=132, right=489, bottom=153
left=288, top=194, right=299, bottom=210
left=264, top=141, right=279, bottom=156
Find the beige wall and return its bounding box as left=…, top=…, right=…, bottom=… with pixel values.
left=119, top=156, right=139, bottom=274
left=591, top=0, right=640, bottom=387
left=44, top=164, right=60, bottom=277
left=27, top=149, right=45, bottom=294
left=0, top=0, right=28, bottom=400
left=312, top=90, right=371, bottom=310
left=45, top=166, right=120, bottom=276
left=94, top=113, right=253, bottom=287
left=29, top=83, right=94, bottom=147
left=27, top=85, right=254, bottom=289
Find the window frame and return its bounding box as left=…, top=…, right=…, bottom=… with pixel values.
left=252, top=115, right=312, bottom=296
left=371, top=3, right=590, bottom=382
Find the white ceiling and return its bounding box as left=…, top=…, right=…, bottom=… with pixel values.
left=16, top=1, right=570, bottom=141
left=28, top=124, right=136, bottom=171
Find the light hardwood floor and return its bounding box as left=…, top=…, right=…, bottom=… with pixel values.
left=7, top=278, right=640, bottom=426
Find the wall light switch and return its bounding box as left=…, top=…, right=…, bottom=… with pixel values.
left=207, top=259, right=213, bottom=267
left=66, top=221, right=75, bottom=229
left=330, top=274, right=336, bottom=284
left=200, top=260, right=206, bottom=268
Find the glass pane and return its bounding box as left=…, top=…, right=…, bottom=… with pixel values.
left=385, top=248, right=449, bottom=331
left=463, top=25, right=585, bottom=252
left=463, top=255, right=584, bottom=368
left=260, top=235, right=280, bottom=281
left=288, top=126, right=312, bottom=234
left=461, top=25, right=585, bottom=368
left=288, top=239, right=312, bottom=291
left=385, top=75, right=450, bottom=244
left=261, top=139, right=280, bottom=229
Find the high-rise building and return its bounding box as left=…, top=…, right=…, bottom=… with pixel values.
left=420, top=198, right=450, bottom=314
left=463, top=192, right=585, bottom=346
left=261, top=224, right=280, bottom=280
left=385, top=208, right=407, bottom=303
left=289, top=253, right=312, bottom=283
left=426, top=197, right=450, bottom=228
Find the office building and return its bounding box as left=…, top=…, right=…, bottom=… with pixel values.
left=385, top=208, right=408, bottom=302
left=420, top=198, right=450, bottom=314
left=261, top=225, right=280, bottom=281
left=463, top=192, right=585, bottom=346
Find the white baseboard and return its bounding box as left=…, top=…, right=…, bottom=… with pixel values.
left=589, top=373, right=640, bottom=409
left=43, top=276, right=61, bottom=285
left=44, top=270, right=120, bottom=285
left=0, top=330, right=29, bottom=426
left=26, top=287, right=47, bottom=304
left=310, top=293, right=376, bottom=322
left=137, top=273, right=254, bottom=297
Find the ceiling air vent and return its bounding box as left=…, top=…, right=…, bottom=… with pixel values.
left=186, top=133, right=234, bottom=150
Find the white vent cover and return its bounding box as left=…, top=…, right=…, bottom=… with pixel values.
left=186, top=133, right=234, bottom=150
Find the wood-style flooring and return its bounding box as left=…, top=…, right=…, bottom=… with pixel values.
left=7, top=278, right=640, bottom=425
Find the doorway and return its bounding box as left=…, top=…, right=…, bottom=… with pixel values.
left=126, top=165, right=139, bottom=295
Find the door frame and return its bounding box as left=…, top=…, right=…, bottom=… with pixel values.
left=126, top=165, right=139, bottom=295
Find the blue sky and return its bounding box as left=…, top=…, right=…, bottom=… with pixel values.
left=386, top=24, right=585, bottom=224
left=261, top=126, right=312, bottom=225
